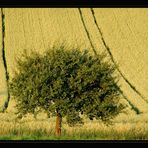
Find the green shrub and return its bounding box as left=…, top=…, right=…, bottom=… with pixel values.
left=9, top=44, right=125, bottom=135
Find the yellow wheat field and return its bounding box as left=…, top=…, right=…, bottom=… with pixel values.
left=0, top=9, right=148, bottom=138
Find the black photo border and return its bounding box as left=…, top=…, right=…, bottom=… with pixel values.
left=0, top=0, right=148, bottom=145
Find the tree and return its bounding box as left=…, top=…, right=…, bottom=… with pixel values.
left=9, top=44, right=125, bottom=136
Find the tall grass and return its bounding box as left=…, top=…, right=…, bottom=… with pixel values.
left=0, top=124, right=148, bottom=140
left=0, top=111, right=148, bottom=140
left=0, top=100, right=148, bottom=140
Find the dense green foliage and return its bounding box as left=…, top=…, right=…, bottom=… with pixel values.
left=9, top=45, right=124, bottom=125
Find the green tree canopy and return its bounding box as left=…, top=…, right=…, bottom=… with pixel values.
left=9, top=44, right=125, bottom=135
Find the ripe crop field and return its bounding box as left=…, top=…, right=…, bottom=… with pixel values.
left=0, top=100, right=148, bottom=140
left=0, top=8, right=148, bottom=140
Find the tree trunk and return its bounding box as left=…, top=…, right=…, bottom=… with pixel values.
left=55, top=111, right=62, bottom=136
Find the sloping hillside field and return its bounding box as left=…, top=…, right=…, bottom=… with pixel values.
left=0, top=8, right=148, bottom=140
